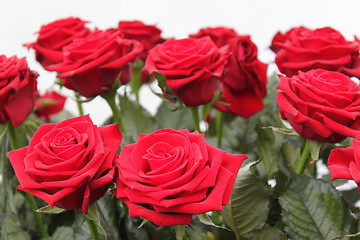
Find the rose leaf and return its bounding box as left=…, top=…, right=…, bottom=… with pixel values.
left=309, top=139, right=322, bottom=162
left=36, top=205, right=65, bottom=214
left=50, top=226, right=74, bottom=240
left=196, top=213, right=229, bottom=230
left=223, top=162, right=270, bottom=239
left=279, top=174, right=357, bottom=239
left=173, top=224, right=186, bottom=240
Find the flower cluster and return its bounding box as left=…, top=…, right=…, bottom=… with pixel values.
left=3, top=17, right=360, bottom=240
left=6, top=17, right=252, bottom=228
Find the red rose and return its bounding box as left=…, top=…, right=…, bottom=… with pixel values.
left=143, top=37, right=228, bottom=106
left=215, top=36, right=268, bottom=118
left=112, top=128, right=247, bottom=226
left=190, top=26, right=238, bottom=48
left=25, top=17, right=91, bottom=68
left=8, top=115, right=122, bottom=214
left=328, top=136, right=360, bottom=187
left=47, top=30, right=143, bottom=98
left=35, top=90, right=67, bottom=122
left=277, top=69, right=360, bottom=143
left=118, top=20, right=164, bottom=61
left=0, top=55, right=38, bottom=127
left=328, top=136, right=360, bottom=188
left=270, top=26, right=360, bottom=78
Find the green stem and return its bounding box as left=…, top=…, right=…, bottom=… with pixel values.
left=75, top=93, right=84, bottom=116
left=25, top=193, right=49, bottom=238
left=7, top=122, right=49, bottom=238
left=333, top=231, right=360, bottom=239
left=7, top=121, right=18, bottom=149
left=216, top=110, right=224, bottom=148
left=296, top=139, right=311, bottom=175
left=130, top=61, right=143, bottom=102
left=190, top=106, right=201, bottom=132
left=101, top=91, right=126, bottom=133
left=239, top=118, right=251, bottom=153
left=86, top=218, right=100, bottom=240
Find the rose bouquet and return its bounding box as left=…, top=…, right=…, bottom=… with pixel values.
left=2, top=18, right=360, bottom=240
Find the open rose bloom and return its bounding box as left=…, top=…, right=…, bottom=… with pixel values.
left=143, top=37, right=228, bottom=106
left=112, top=128, right=247, bottom=226
left=190, top=26, right=238, bottom=48
left=117, top=20, right=164, bottom=61
left=47, top=30, right=143, bottom=98
left=0, top=55, right=38, bottom=127
left=25, top=17, right=91, bottom=68
left=8, top=115, right=122, bottom=214
left=191, top=27, right=267, bottom=118
left=216, top=36, right=268, bottom=118
left=277, top=69, right=360, bottom=143
left=8, top=15, right=360, bottom=239
left=271, top=26, right=360, bottom=78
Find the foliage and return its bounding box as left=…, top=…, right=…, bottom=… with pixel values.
left=1, top=71, right=360, bottom=240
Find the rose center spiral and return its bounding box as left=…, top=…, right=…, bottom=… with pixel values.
left=51, top=132, right=76, bottom=147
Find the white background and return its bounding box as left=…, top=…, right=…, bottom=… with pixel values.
left=1, top=0, right=360, bottom=125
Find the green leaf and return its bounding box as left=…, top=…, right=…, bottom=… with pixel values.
left=153, top=71, right=167, bottom=90
left=174, top=225, right=186, bottom=240
left=36, top=205, right=65, bottom=214
left=341, top=187, right=360, bottom=210
left=153, top=71, right=182, bottom=103
left=279, top=174, right=356, bottom=240
left=0, top=124, right=7, bottom=144
left=50, top=109, right=76, bottom=123
left=1, top=206, right=32, bottom=240
left=85, top=202, right=108, bottom=239
left=138, top=219, right=149, bottom=228
left=85, top=203, right=101, bottom=228
left=72, top=214, right=93, bottom=240
left=259, top=72, right=283, bottom=127
left=154, top=101, right=193, bottom=130
left=6, top=231, right=31, bottom=240
left=96, top=194, right=122, bottom=240
left=260, top=126, right=299, bottom=137
left=196, top=213, right=228, bottom=230
left=255, top=126, right=283, bottom=179
left=118, top=94, right=155, bottom=137
left=281, top=141, right=301, bottom=173
left=127, top=217, right=165, bottom=240
left=56, top=78, right=64, bottom=87
left=197, top=213, right=215, bottom=226
left=208, top=87, right=224, bottom=106
left=249, top=225, right=287, bottom=240
left=322, top=174, right=349, bottom=188
left=223, top=162, right=270, bottom=238
left=51, top=226, right=74, bottom=240
left=309, top=140, right=322, bottom=161
left=7, top=177, right=25, bottom=215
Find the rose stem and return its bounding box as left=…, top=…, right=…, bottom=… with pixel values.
left=101, top=90, right=126, bottom=133
left=7, top=121, right=49, bottom=238
left=216, top=110, right=224, bottom=148
left=190, top=106, right=201, bottom=132
left=296, top=139, right=311, bottom=175
left=86, top=218, right=100, bottom=240
left=239, top=118, right=250, bottom=153
left=130, top=60, right=143, bottom=102
left=75, top=93, right=84, bottom=115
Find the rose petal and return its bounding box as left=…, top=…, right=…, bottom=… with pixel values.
left=328, top=146, right=354, bottom=180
